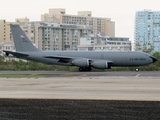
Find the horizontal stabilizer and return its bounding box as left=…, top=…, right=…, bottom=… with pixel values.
left=3, top=50, right=29, bottom=58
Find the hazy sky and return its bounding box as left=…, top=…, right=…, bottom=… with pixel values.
left=0, top=0, right=160, bottom=42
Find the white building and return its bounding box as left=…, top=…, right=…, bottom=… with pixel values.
left=0, top=42, right=14, bottom=56
left=77, top=35, right=132, bottom=51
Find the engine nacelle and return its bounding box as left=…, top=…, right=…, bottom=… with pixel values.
left=72, top=58, right=90, bottom=67
left=91, top=60, right=109, bottom=69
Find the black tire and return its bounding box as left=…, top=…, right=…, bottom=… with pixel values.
left=79, top=67, right=83, bottom=72
left=88, top=67, right=92, bottom=71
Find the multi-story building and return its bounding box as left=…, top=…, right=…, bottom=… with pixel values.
left=17, top=22, right=92, bottom=51
left=19, top=22, right=40, bottom=49
left=15, top=18, right=29, bottom=23
left=38, top=22, right=92, bottom=50
left=77, top=35, right=131, bottom=51
left=135, top=9, right=160, bottom=52
left=0, top=20, right=11, bottom=43
left=0, top=18, right=92, bottom=51
left=41, top=8, right=115, bottom=37
left=0, top=18, right=29, bottom=43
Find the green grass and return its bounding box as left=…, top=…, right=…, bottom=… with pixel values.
left=0, top=74, right=46, bottom=78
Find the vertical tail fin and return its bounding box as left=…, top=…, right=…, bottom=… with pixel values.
left=10, top=24, right=40, bottom=52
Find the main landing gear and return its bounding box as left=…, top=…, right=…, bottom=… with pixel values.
left=79, top=67, right=92, bottom=72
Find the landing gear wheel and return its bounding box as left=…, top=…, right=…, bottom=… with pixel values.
left=79, top=67, right=92, bottom=72
left=88, top=67, right=92, bottom=71
left=79, top=67, right=83, bottom=72
left=85, top=67, right=92, bottom=71
left=135, top=68, right=139, bottom=72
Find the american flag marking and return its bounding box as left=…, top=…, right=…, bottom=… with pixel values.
left=20, top=35, right=25, bottom=38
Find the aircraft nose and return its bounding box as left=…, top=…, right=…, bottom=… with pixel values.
left=150, top=56, right=157, bottom=63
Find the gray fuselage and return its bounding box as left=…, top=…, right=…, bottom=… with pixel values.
left=22, top=51, right=154, bottom=67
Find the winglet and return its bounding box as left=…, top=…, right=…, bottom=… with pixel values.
left=10, top=24, right=40, bottom=52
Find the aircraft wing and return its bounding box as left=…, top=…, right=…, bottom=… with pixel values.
left=44, top=55, right=113, bottom=64
left=44, top=55, right=74, bottom=63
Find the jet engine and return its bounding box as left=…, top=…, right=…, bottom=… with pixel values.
left=72, top=58, right=90, bottom=67
left=91, top=60, right=110, bottom=69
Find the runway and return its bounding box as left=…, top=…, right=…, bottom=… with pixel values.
left=0, top=71, right=160, bottom=119
left=0, top=71, right=160, bottom=77
left=0, top=72, right=160, bottom=101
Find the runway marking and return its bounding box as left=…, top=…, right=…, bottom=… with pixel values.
left=135, top=74, right=140, bottom=77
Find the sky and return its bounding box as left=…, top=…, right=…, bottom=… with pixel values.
left=0, top=0, right=160, bottom=43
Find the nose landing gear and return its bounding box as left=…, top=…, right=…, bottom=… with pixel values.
left=135, top=68, right=139, bottom=72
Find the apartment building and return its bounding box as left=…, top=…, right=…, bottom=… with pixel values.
left=0, top=18, right=30, bottom=43
left=135, top=9, right=160, bottom=52
left=0, top=18, right=39, bottom=51
left=0, top=17, right=92, bottom=51
left=15, top=22, right=92, bottom=51
left=38, top=22, right=92, bottom=50
left=15, top=18, right=29, bottom=23
left=0, top=20, right=11, bottom=43
left=41, top=8, right=115, bottom=37
left=78, top=35, right=131, bottom=51
left=19, top=22, right=40, bottom=49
